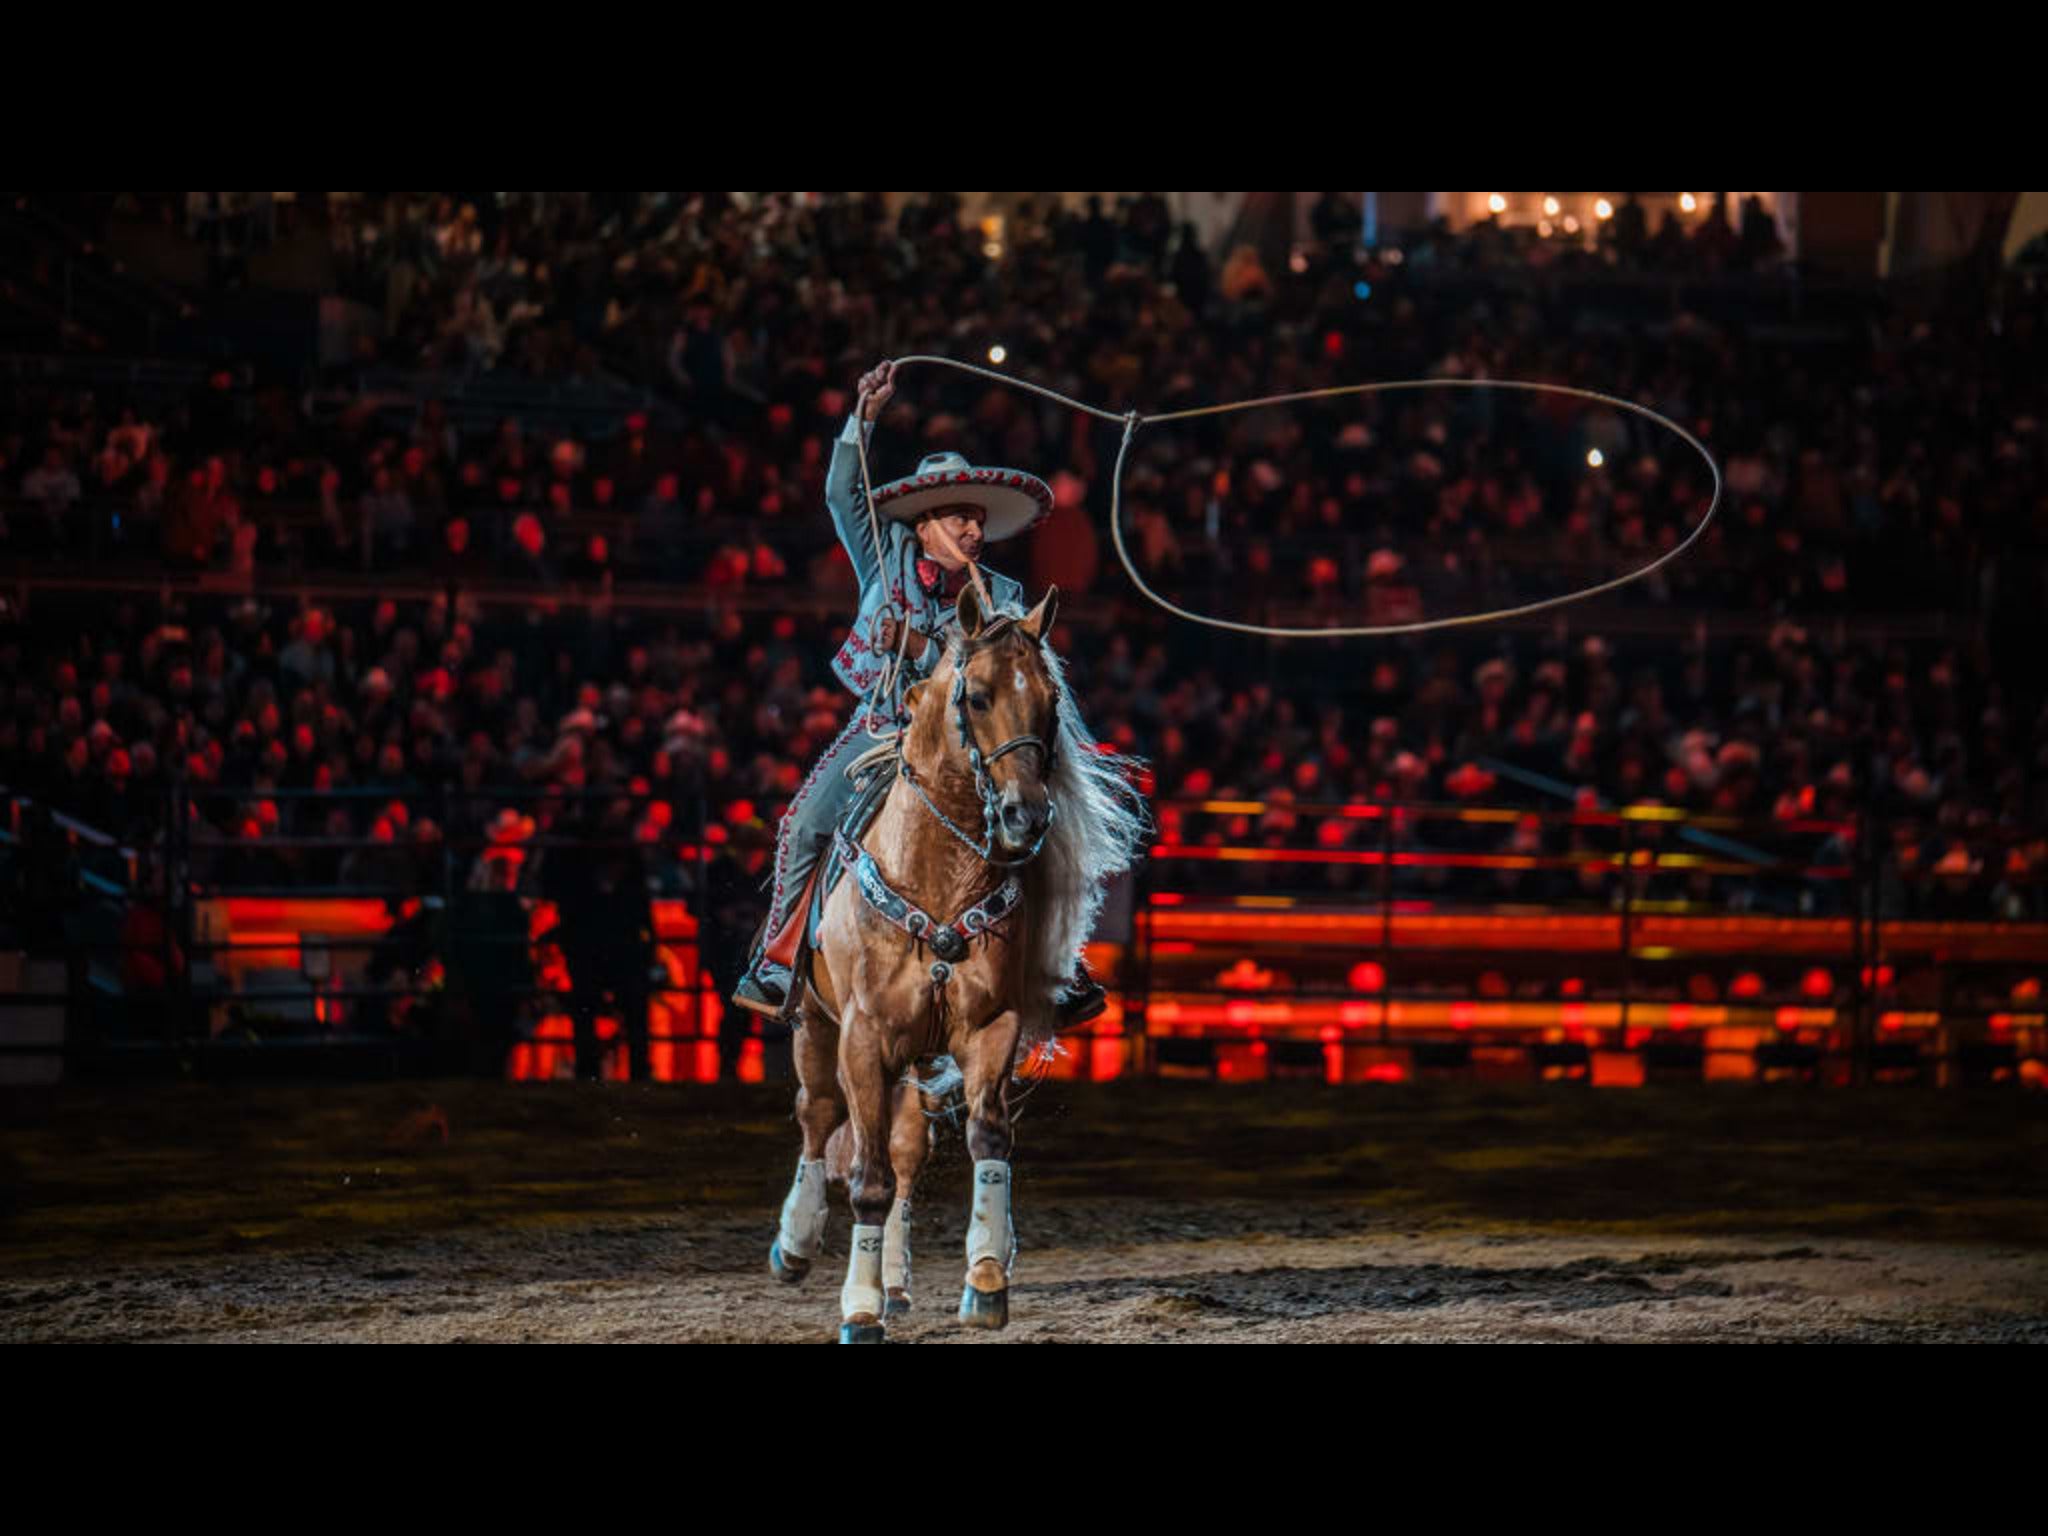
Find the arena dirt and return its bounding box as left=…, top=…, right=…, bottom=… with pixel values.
left=5, top=1078, right=2045, bottom=1342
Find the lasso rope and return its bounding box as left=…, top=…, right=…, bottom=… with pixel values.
left=849, top=417, right=918, bottom=743
left=841, top=356, right=1722, bottom=1121
left=864, top=355, right=1723, bottom=642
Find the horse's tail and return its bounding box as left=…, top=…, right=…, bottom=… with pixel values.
left=822, top=1120, right=855, bottom=1186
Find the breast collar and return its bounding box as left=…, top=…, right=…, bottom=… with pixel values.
left=834, top=826, right=1022, bottom=965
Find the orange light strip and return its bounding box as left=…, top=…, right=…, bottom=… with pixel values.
left=1140, top=908, right=2048, bottom=960
left=1142, top=999, right=1826, bottom=1032
left=1149, top=846, right=1849, bottom=876
left=1169, top=798, right=1854, bottom=834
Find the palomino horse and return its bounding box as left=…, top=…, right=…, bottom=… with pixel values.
left=768, top=583, right=1065, bottom=1343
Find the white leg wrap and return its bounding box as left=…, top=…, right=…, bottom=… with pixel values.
left=841, top=1224, right=886, bottom=1321
left=777, top=1157, right=829, bottom=1260
left=965, top=1159, right=1015, bottom=1276
left=883, top=1198, right=913, bottom=1294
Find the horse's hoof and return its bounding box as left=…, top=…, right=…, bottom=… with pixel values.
left=958, top=1284, right=1009, bottom=1330
left=839, top=1322, right=887, bottom=1344
left=884, top=1290, right=911, bottom=1318
left=769, top=1239, right=810, bottom=1284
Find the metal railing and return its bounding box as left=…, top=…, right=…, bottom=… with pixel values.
left=1122, top=796, right=2046, bottom=1086
left=0, top=784, right=739, bottom=1083
left=2, top=787, right=2042, bottom=1086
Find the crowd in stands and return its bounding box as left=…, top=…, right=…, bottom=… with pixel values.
left=4, top=192, right=2046, bottom=923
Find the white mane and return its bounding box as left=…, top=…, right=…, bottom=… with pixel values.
left=953, top=621, right=1152, bottom=1040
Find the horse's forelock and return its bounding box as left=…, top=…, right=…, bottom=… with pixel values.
left=948, top=622, right=1049, bottom=686
left=977, top=626, right=1055, bottom=702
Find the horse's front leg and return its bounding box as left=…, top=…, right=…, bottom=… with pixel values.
left=770, top=995, right=841, bottom=1284
left=956, top=1008, right=1023, bottom=1330
left=835, top=1012, right=897, bottom=1344
left=882, top=1068, right=928, bottom=1317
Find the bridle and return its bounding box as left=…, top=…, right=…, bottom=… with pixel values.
left=897, top=621, right=1058, bottom=868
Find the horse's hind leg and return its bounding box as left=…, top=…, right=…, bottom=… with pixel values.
left=769, top=993, right=842, bottom=1285
left=881, top=1069, right=929, bottom=1317
left=835, top=1013, right=897, bottom=1344
left=955, top=1008, right=1023, bottom=1330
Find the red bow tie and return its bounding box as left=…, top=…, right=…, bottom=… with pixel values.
left=915, top=557, right=944, bottom=593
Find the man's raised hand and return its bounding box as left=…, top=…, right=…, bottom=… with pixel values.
left=856, top=360, right=897, bottom=423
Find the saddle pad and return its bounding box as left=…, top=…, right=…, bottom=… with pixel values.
left=807, top=754, right=897, bottom=945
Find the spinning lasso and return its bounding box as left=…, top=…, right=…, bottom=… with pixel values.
left=858, top=355, right=1723, bottom=642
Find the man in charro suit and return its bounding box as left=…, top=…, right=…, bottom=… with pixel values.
left=731, top=359, right=1110, bottom=1027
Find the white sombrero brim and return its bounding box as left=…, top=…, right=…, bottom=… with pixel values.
left=871, top=466, right=1054, bottom=543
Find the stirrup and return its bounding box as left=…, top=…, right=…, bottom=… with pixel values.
left=732, top=963, right=791, bottom=1021
left=1055, top=975, right=1108, bottom=1029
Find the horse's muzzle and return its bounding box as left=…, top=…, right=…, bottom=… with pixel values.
left=997, top=798, right=1046, bottom=851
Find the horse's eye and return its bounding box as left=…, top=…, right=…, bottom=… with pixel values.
left=969, top=693, right=990, bottom=712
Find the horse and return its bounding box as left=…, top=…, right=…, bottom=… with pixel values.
left=764, top=582, right=1084, bottom=1343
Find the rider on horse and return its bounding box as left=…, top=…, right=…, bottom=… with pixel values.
left=732, top=360, right=1111, bottom=1027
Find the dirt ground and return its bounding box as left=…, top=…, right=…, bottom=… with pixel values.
left=4, top=1078, right=2046, bottom=1343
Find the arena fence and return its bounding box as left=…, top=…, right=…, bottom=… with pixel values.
left=1, top=787, right=2042, bottom=1088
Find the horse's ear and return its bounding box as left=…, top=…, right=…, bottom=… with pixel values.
left=1022, top=585, right=1060, bottom=641
left=902, top=680, right=927, bottom=715
left=955, top=582, right=985, bottom=639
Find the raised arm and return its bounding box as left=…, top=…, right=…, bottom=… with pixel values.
left=825, top=360, right=897, bottom=594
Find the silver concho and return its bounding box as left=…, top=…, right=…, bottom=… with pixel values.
left=930, top=926, right=967, bottom=963
left=929, top=961, right=953, bottom=986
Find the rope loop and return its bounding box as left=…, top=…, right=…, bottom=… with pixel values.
left=855, top=358, right=1721, bottom=645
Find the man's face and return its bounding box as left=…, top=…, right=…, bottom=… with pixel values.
left=915, top=505, right=986, bottom=569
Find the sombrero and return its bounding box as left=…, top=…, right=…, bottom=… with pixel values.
left=869, top=452, right=1053, bottom=544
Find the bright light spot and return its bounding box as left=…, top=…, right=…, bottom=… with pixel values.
left=1487, top=193, right=1506, bottom=215
left=1542, top=196, right=1561, bottom=217
left=1538, top=219, right=1554, bottom=238
left=1382, top=247, right=1405, bottom=266
left=1288, top=249, right=1309, bottom=273
left=1594, top=198, right=1613, bottom=220
left=1680, top=192, right=1698, bottom=213
left=988, top=345, right=1007, bottom=365
left=982, top=241, right=1003, bottom=259
left=1562, top=215, right=1580, bottom=234
left=1353, top=281, right=1372, bottom=300
left=1587, top=449, right=1605, bottom=468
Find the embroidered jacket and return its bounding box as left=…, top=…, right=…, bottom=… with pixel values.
left=826, top=415, right=1024, bottom=714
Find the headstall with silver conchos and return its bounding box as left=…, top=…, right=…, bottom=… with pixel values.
left=895, top=623, right=1059, bottom=868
